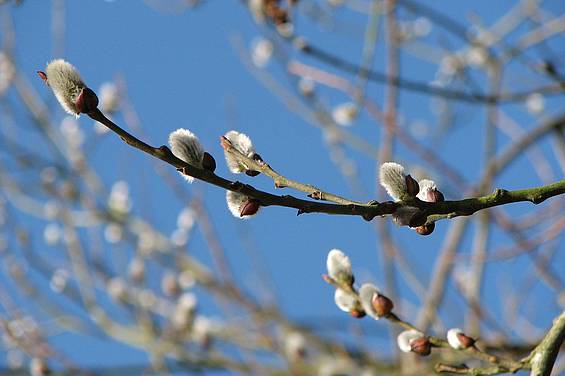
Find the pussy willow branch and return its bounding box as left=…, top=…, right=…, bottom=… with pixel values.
left=324, top=277, right=527, bottom=374
left=88, top=108, right=565, bottom=224
left=435, top=310, right=565, bottom=375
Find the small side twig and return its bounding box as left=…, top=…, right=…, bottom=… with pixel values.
left=220, top=135, right=363, bottom=205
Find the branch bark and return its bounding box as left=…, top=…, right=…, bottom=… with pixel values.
left=529, top=310, right=565, bottom=376
left=88, top=108, right=565, bottom=225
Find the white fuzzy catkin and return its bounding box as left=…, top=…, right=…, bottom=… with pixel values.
left=223, top=130, right=256, bottom=173
left=168, top=129, right=204, bottom=183
left=359, top=283, right=381, bottom=319
left=326, top=249, right=353, bottom=283
left=284, top=331, right=307, bottom=360
left=226, top=191, right=257, bottom=219
left=447, top=328, right=465, bottom=349
left=45, top=59, right=85, bottom=116
left=334, top=288, right=356, bottom=312
left=397, top=329, right=425, bottom=353
left=192, top=315, right=217, bottom=345
left=107, top=277, right=127, bottom=301
left=30, top=358, right=50, bottom=376
left=379, top=162, right=407, bottom=201
left=172, top=292, right=197, bottom=329
left=332, top=102, right=357, bottom=126
left=416, top=179, right=436, bottom=202
left=251, top=38, right=273, bottom=68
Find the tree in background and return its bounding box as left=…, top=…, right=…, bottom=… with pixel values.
left=0, top=0, right=564, bottom=375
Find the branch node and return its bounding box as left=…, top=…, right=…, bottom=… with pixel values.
left=493, top=188, right=508, bottom=198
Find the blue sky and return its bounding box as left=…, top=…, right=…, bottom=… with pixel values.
left=3, top=0, right=565, bottom=373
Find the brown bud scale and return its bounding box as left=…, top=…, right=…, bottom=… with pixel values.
left=202, top=152, right=216, bottom=172
left=240, top=200, right=260, bottom=217
left=371, top=293, right=394, bottom=317
left=405, top=174, right=420, bottom=197
left=37, top=71, right=48, bottom=84
left=456, top=332, right=475, bottom=348
left=76, top=87, right=99, bottom=114
left=410, top=337, right=432, bottom=356
left=349, top=309, right=366, bottom=318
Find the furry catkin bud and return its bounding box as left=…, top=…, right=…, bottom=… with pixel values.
left=397, top=330, right=427, bottom=354
left=326, top=249, right=353, bottom=286
left=226, top=191, right=260, bottom=219
left=379, top=162, right=408, bottom=201
left=417, top=179, right=444, bottom=203
left=334, top=288, right=356, bottom=313
left=359, top=283, right=392, bottom=319
left=44, top=59, right=88, bottom=116
left=168, top=129, right=205, bottom=183
left=223, top=130, right=258, bottom=174
left=30, top=358, right=50, bottom=376
left=284, top=332, right=307, bottom=361
left=332, top=102, right=357, bottom=126
left=447, top=328, right=475, bottom=349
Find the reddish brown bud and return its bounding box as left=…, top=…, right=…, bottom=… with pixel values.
left=372, top=293, right=394, bottom=317
left=456, top=332, right=475, bottom=348
left=37, top=71, right=48, bottom=83
left=349, top=308, right=366, bottom=318
left=410, top=337, right=432, bottom=356
left=202, top=152, right=216, bottom=172
left=415, top=223, right=435, bottom=235
left=405, top=174, right=420, bottom=197
left=240, top=200, right=260, bottom=217
left=76, top=87, right=99, bottom=114
left=425, top=189, right=444, bottom=203
left=362, top=213, right=376, bottom=222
